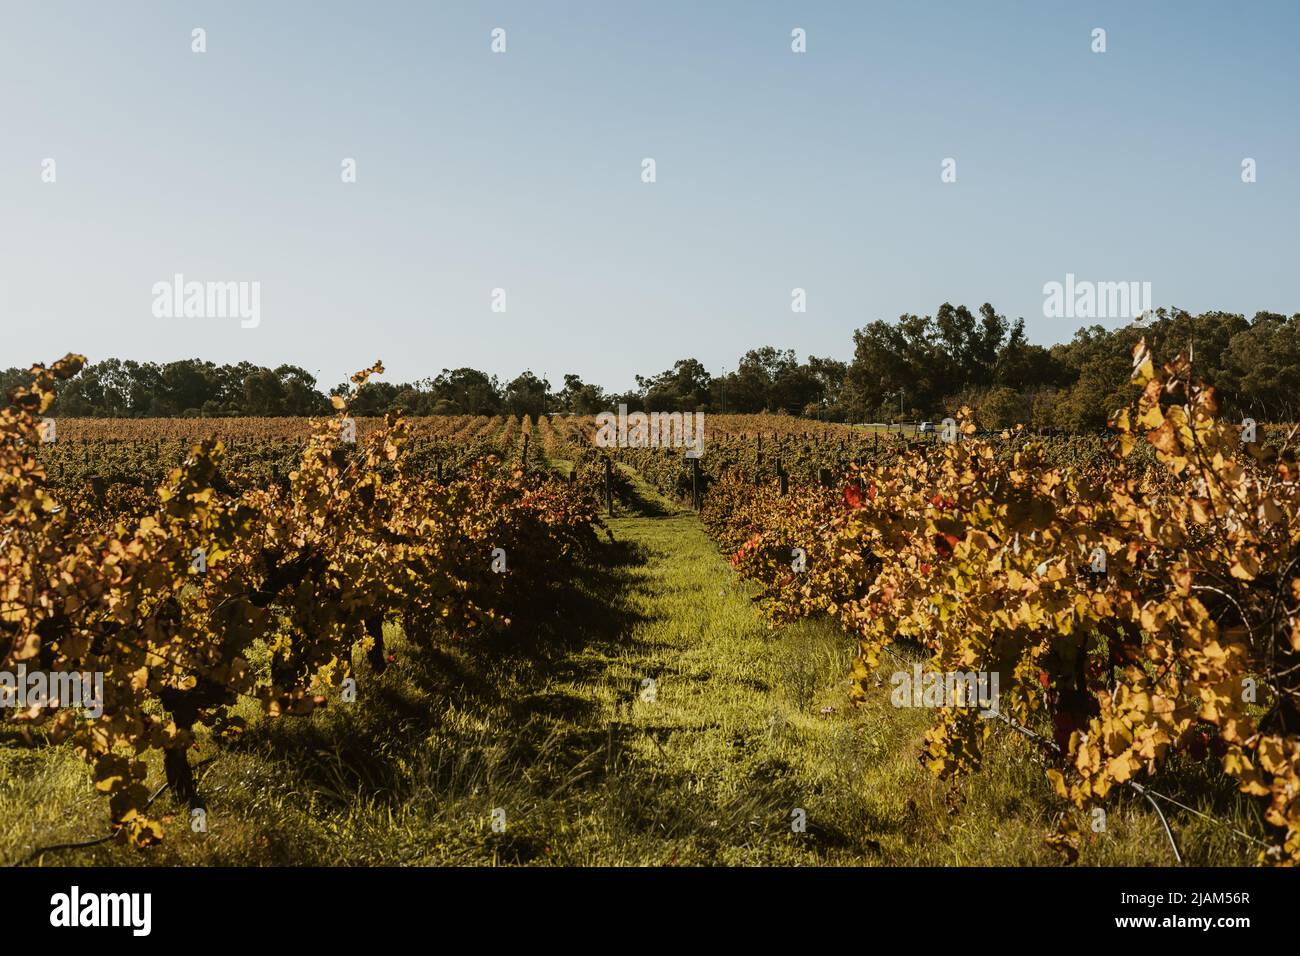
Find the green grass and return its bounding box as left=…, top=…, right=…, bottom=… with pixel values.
left=0, top=472, right=1262, bottom=866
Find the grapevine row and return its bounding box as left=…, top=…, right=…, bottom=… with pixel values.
left=1, top=356, right=601, bottom=845
left=700, top=342, right=1300, bottom=864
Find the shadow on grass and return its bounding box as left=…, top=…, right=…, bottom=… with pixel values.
left=220, top=526, right=657, bottom=812
left=609, top=466, right=680, bottom=518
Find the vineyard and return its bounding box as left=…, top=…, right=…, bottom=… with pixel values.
left=2, top=348, right=1297, bottom=866
left=703, top=346, right=1300, bottom=864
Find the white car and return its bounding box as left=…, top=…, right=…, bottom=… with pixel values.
left=918, top=421, right=935, bottom=434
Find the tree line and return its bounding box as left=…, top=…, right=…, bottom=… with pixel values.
left=8, top=306, right=1298, bottom=427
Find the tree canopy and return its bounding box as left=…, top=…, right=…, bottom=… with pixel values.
left=9, top=306, right=1297, bottom=427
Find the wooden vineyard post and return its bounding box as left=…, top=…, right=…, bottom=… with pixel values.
left=436, top=459, right=443, bottom=484
left=778, top=459, right=788, bottom=496
left=604, top=457, right=614, bottom=516
left=691, top=456, right=700, bottom=510
left=521, top=433, right=529, bottom=469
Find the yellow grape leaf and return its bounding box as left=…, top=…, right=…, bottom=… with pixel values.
left=1107, top=752, right=1139, bottom=784
left=1045, top=769, right=1069, bottom=799
left=93, top=754, right=134, bottom=793
left=1136, top=402, right=1165, bottom=430
left=1148, top=420, right=1181, bottom=456
left=1131, top=339, right=1154, bottom=384
left=1259, top=498, right=1284, bottom=524
left=1256, top=736, right=1287, bottom=775
left=1228, top=551, right=1260, bottom=581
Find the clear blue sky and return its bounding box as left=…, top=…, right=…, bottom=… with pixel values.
left=2, top=1, right=1296, bottom=392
